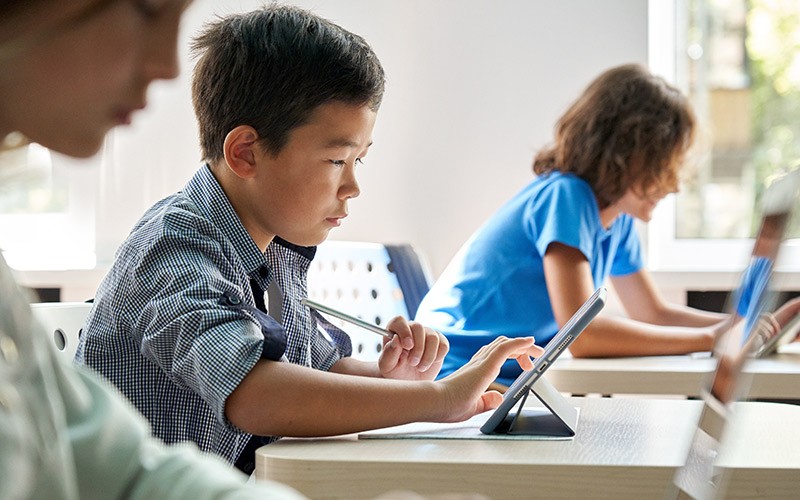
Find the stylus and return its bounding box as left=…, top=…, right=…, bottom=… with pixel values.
left=301, top=298, right=393, bottom=339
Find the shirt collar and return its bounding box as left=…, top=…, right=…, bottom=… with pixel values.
left=272, top=236, right=317, bottom=261
left=184, top=164, right=268, bottom=277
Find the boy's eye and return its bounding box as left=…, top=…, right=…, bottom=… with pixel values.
left=328, top=158, right=364, bottom=167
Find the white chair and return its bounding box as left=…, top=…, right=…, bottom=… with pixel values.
left=307, top=241, right=432, bottom=361
left=30, top=301, right=93, bottom=361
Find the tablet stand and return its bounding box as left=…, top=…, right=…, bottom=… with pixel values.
left=494, top=376, right=579, bottom=437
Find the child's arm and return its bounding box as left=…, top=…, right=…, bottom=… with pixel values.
left=224, top=336, right=542, bottom=437
left=543, top=242, right=717, bottom=358
left=611, top=271, right=727, bottom=327
left=329, top=316, right=449, bottom=380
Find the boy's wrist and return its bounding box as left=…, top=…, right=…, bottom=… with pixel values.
left=423, top=380, right=452, bottom=422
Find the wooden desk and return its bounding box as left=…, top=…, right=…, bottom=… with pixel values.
left=546, top=345, right=800, bottom=399
left=256, top=398, right=800, bottom=499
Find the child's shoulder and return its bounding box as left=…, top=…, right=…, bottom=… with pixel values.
left=536, top=171, right=587, bottom=187
left=132, top=192, right=197, bottom=230
left=532, top=171, right=593, bottom=199
left=126, top=192, right=226, bottom=252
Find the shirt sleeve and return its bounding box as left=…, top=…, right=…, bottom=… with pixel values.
left=119, top=228, right=268, bottom=429
left=525, top=177, right=598, bottom=259
left=56, top=357, right=305, bottom=500
left=610, top=215, right=644, bottom=276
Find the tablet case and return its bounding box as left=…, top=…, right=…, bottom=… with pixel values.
left=480, top=287, right=606, bottom=436
left=491, top=376, right=578, bottom=437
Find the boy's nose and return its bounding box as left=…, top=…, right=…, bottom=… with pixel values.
left=340, top=168, right=361, bottom=200
left=341, top=179, right=361, bottom=200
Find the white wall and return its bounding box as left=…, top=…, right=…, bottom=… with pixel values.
left=94, top=0, right=647, bottom=283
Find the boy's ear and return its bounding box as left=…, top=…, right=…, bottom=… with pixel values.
left=223, top=125, right=261, bottom=179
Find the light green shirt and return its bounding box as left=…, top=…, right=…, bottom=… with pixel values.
left=0, top=254, right=304, bottom=500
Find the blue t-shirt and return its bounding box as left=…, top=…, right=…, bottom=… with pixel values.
left=734, top=255, right=773, bottom=343
left=415, top=172, right=643, bottom=386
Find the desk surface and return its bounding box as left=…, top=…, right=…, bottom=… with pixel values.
left=547, top=344, right=800, bottom=399
left=256, top=397, right=800, bottom=500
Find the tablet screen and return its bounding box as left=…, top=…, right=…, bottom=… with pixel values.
left=480, top=287, right=606, bottom=434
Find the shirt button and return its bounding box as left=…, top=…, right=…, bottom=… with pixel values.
left=220, top=293, right=241, bottom=306
left=0, top=334, right=19, bottom=365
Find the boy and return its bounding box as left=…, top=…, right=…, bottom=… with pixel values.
left=1, top=0, right=301, bottom=498
left=75, top=4, right=542, bottom=473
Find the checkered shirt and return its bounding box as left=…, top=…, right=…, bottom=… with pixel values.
left=75, top=164, right=351, bottom=466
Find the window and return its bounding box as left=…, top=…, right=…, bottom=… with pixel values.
left=648, top=0, right=800, bottom=271
left=0, top=141, right=97, bottom=271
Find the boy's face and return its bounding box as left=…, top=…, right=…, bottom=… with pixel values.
left=246, top=101, right=376, bottom=247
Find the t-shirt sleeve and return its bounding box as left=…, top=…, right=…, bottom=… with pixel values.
left=525, top=177, right=598, bottom=260
left=610, top=215, right=644, bottom=276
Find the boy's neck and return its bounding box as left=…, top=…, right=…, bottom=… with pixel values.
left=206, top=160, right=275, bottom=252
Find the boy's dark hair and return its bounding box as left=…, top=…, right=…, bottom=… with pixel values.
left=191, top=4, right=386, bottom=162
left=533, top=64, right=695, bottom=208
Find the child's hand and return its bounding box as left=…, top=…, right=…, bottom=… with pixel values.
left=773, top=297, right=800, bottom=341
left=436, top=336, right=544, bottom=423
left=378, top=317, right=449, bottom=381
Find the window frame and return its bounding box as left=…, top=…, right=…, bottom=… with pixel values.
left=647, top=0, right=800, bottom=273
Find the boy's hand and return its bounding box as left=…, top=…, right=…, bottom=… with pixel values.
left=378, top=316, right=449, bottom=381
left=437, top=336, right=545, bottom=423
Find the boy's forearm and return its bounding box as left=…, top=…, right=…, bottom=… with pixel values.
left=225, top=360, right=444, bottom=437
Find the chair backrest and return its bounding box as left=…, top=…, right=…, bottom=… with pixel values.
left=307, top=241, right=432, bottom=361
left=30, top=301, right=93, bottom=361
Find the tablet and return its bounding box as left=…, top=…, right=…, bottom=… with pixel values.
left=480, top=287, right=607, bottom=435
left=669, top=168, right=799, bottom=499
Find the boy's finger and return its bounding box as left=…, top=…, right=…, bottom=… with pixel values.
left=436, top=332, right=449, bottom=361
left=515, top=354, right=535, bottom=371
left=415, top=330, right=440, bottom=372
left=386, top=316, right=415, bottom=350
left=494, top=336, right=538, bottom=356
left=377, top=337, right=403, bottom=373
left=476, top=391, right=504, bottom=413
left=406, top=322, right=426, bottom=367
